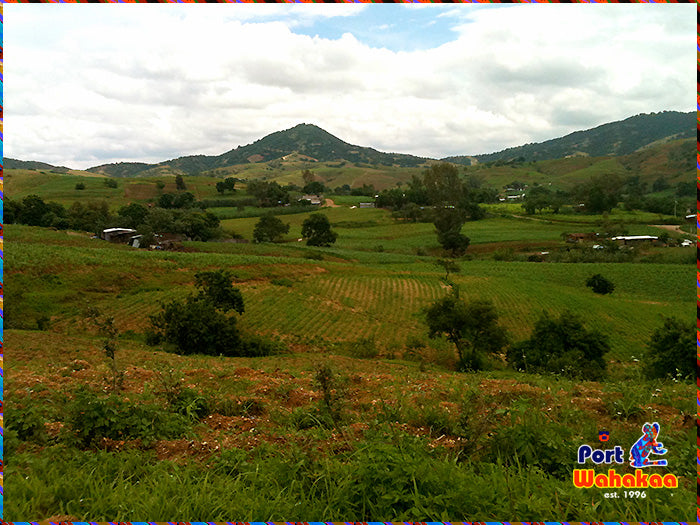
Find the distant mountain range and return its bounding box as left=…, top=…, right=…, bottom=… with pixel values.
left=5, top=111, right=694, bottom=176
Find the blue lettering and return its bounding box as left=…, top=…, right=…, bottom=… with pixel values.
left=577, top=445, right=626, bottom=465
left=578, top=445, right=592, bottom=464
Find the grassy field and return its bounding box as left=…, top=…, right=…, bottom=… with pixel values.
left=4, top=162, right=696, bottom=521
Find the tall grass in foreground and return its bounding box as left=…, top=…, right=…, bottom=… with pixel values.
left=6, top=430, right=692, bottom=521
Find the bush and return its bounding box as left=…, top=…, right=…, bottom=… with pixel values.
left=507, top=311, right=609, bottom=380
left=75, top=182, right=85, bottom=190
left=642, top=317, right=695, bottom=380
left=63, top=388, right=191, bottom=448
left=6, top=403, right=48, bottom=444
left=347, top=338, right=379, bottom=359
left=586, top=273, right=615, bottom=294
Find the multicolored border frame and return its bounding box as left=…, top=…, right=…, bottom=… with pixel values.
left=0, top=1, right=696, bottom=524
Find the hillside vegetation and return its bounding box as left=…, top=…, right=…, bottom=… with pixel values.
left=4, top=112, right=696, bottom=521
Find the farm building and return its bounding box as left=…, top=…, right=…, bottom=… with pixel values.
left=101, top=228, right=137, bottom=243
left=611, top=235, right=660, bottom=246
left=298, top=194, right=323, bottom=205
left=359, top=202, right=375, bottom=208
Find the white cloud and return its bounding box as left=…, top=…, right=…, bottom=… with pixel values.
left=4, top=4, right=695, bottom=169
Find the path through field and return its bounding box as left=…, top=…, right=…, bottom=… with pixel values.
left=324, top=198, right=341, bottom=207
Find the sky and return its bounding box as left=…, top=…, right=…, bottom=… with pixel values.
left=4, top=3, right=696, bottom=171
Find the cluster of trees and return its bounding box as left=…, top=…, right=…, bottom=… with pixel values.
left=522, top=173, right=694, bottom=216
left=5, top=195, right=111, bottom=232
left=215, top=177, right=237, bottom=194
left=246, top=180, right=290, bottom=207
left=6, top=194, right=221, bottom=242
left=424, top=284, right=692, bottom=381
left=252, top=212, right=337, bottom=247
left=332, top=183, right=376, bottom=197
left=375, top=163, right=494, bottom=256
left=119, top=204, right=222, bottom=243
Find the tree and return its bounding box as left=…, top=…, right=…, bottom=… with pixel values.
left=301, top=213, right=337, bottom=247
left=247, top=180, right=289, bottom=207
left=149, top=297, right=242, bottom=356
left=506, top=311, right=609, bottom=380
left=175, top=175, right=187, bottom=190
left=117, top=203, right=149, bottom=229
left=148, top=270, right=246, bottom=356
left=423, top=162, right=464, bottom=206
left=75, top=182, right=86, bottom=190
left=104, top=179, right=118, bottom=189
left=586, top=274, right=615, bottom=295
left=435, top=258, right=460, bottom=282
left=573, top=175, right=622, bottom=214
left=522, top=186, right=553, bottom=214
left=302, top=169, right=316, bottom=186
left=303, top=181, right=326, bottom=195
left=642, top=317, right=694, bottom=380
left=424, top=287, right=508, bottom=371
left=253, top=213, right=290, bottom=243
left=194, top=269, right=244, bottom=314
left=433, top=207, right=470, bottom=257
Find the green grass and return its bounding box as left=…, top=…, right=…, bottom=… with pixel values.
left=5, top=207, right=695, bottom=522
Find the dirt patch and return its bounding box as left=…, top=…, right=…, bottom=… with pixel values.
left=324, top=198, right=341, bottom=207
left=650, top=224, right=684, bottom=233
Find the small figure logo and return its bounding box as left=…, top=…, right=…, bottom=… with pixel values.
left=598, top=430, right=609, bottom=442
left=630, top=422, right=667, bottom=468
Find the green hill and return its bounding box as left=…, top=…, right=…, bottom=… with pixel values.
left=444, top=111, right=695, bottom=165
left=3, top=157, right=71, bottom=173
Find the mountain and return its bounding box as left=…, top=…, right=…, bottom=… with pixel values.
left=3, top=157, right=71, bottom=173
left=443, top=111, right=696, bottom=166
left=215, top=123, right=427, bottom=168
left=11, top=111, right=695, bottom=177
left=87, top=123, right=428, bottom=177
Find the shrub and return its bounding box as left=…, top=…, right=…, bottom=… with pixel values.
left=642, top=317, right=695, bottom=380
left=7, top=403, right=47, bottom=444
left=487, top=400, right=573, bottom=478
left=75, top=182, right=85, bottom=190
left=347, top=338, right=379, bottom=359
left=171, top=388, right=210, bottom=421
left=507, top=311, right=609, bottom=380
left=63, top=388, right=191, bottom=448
left=586, top=273, right=615, bottom=294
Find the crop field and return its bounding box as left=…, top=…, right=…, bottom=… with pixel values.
left=4, top=165, right=696, bottom=521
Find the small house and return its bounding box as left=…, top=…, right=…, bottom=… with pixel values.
left=359, top=202, right=375, bottom=208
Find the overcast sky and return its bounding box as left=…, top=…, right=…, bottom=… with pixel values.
left=4, top=3, right=696, bottom=170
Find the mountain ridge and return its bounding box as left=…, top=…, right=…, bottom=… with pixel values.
left=6, top=111, right=694, bottom=176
